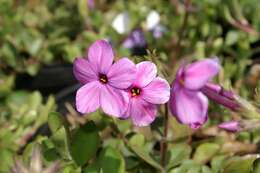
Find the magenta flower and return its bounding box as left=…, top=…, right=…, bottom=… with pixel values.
left=169, top=58, right=220, bottom=128
left=218, top=121, right=240, bottom=132
left=122, top=61, right=170, bottom=126
left=73, top=40, right=136, bottom=117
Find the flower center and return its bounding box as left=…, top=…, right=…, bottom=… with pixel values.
left=99, top=74, right=108, bottom=84
left=131, top=87, right=141, bottom=97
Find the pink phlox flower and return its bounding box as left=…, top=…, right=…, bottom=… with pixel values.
left=169, top=58, right=220, bottom=128
left=73, top=40, right=136, bottom=117
left=123, top=61, right=170, bottom=126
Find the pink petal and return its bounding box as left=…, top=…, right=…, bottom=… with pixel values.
left=76, top=81, right=101, bottom=114
left=142, top=77, right=170, bottom=104
left=183, top=58, right=220, bottom=90
left=169, top=82, right=208, bottom=128
left=107, top=58, right=136, bottom=89
left=87, top=40, right=114, bottom=73
left=73, top=58, right=98, bottom=84
left=100, top=85, right=129, bottom=117
left=126, top=98, right=157, bottom=126
left=133, top=61, right=157, bottom=87
left=218, top=121, right=240, bottom=132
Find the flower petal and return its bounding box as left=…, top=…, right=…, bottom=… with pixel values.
left=87, top=40, right=114, bottom=73
left=133, top=61, right=157, bottom=87
left=107, top=58, right=136, bottom=89
left=126, top=98, right=157, bottom=126
left=218, top=121, right=239, bottom=132
left=100, top=85, right=129, bottom=117
left=73, top=57, right=98, bottom=84
left=183, top=58, right=220, bottom=90
left=76, top=81, right=101, bottom=114
left=142, top=77, right=170, bottom=104
left=169, top=82, right=208, bottom=128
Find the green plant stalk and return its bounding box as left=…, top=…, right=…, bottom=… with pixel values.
left=160, top=104, right=169, bottom=171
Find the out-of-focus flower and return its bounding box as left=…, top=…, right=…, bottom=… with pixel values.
left=145, top=10, right=165, bottom=38
left=122, top=29, right=146, bottom=49
left=152, top=24, right=166, bottom=38
left=12, top=145, right=60, bottom=173
left=122, top=29, right=147, bottom=56
left=146, top=10, right=160, bottom=30
left=122, top=61, right=170, bottom=126
left=169, top=58, right=220, bottom=128
left=73, top=40, right=136, bottom=117
left=218, top=121, right=240, bottom=132
left=112, top=12, right=129, bottom=34
left=87, top=0, right=95, bottom=9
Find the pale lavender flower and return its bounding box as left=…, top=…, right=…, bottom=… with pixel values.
left=169, top=58, right=220, bottom=128
left=123, top=61, right=170, bottom=126
left=73, top=40, right=136, bottom=117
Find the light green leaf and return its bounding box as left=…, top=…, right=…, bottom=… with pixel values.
left=193, top=143, right=220, bottom=164
left=71, top=121, right=100, bottom=166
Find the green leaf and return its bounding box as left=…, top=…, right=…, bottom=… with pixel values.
left=129, top=144, right=163, bottom=171
left=169, top=160, right=200, bottom=173
left=252, top=158, right=260, bottom=173
left=211, top=155, right=226, bottom=173
left=223, top=156, right=256, bottom=173
left=193, top=143, right=220, bottom=164
left=168, top=143, right=192, bottom=169
left=225, top=30, right=239, bottom=46
left=71, top=121, right=100, bottom=166
left=97, top=146, right=125, bottom=173
left=129, top=134, right=145, bottom=147
left=48, top=112, right=63, bottom=133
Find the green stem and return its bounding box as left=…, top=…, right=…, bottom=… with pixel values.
left=160, top=104, right=169, bottom=171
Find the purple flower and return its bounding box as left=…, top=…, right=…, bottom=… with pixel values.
left=123, top=61, right=170, bottom=126
left=169, top=58, right=220, bottom=128
left=73, top=40, right=136, bottom=117
left=218, top=121, right=240, bottom=132
left=122, top=29, right=147, bottom=49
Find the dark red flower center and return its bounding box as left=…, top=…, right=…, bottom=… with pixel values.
left=99, top=74, right=108, bottom=84
left=131, top=87, right=141, bottom=97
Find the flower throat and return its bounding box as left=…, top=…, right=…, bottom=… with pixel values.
left=99, top=74, right=108, bottom=84
left=131, top=87, right=141, bottom=97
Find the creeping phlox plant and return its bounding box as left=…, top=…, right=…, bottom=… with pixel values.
left=73, top=40, right=256, bottom=130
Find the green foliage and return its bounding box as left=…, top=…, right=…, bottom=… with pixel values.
left=0, top=0, right=260, bottom=172
left=71, top=121, right=100, bottom=166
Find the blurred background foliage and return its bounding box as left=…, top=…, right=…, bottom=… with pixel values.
left=0, top=0, right=260, bottom=172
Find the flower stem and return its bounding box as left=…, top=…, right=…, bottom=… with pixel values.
left=160, top=104, right=169, bottom=171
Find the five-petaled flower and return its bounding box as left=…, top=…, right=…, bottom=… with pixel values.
left=122, top=61, right=170, bottom=126
left=74, top=40, right=236, bottom=128
left=73, top=40, right=136, bottom=117
left=169, top=58, right=220, bottom=128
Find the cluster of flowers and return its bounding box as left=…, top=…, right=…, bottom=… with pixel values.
left=73, top=40, right=239, bottom=128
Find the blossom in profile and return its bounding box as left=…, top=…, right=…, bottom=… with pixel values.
left=169, top=58, right=220, bottom=128
left=122, top=61, right=170, bottom=126
left=73, top=40, right=136, bottom=117
left=218, top=121, right=240, bottom=132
